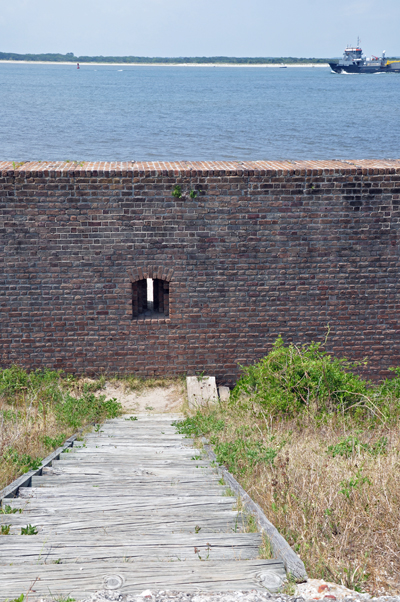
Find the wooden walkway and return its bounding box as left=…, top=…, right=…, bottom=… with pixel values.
left=0, top=414, right=286, bottom=600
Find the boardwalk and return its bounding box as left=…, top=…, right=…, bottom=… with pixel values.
left=0, top=414, right=285, bottom=600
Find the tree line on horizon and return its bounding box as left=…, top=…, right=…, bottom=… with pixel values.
left=0, top=51, right=337, bottom=64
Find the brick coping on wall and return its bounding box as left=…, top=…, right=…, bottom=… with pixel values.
left=1, top=159, right=400, bottom=176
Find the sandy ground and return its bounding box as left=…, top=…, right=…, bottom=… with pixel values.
left=101, top=383, right=184, bottom=414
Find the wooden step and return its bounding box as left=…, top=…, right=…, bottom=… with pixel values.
left=29, top=479, right=223, bottom=491
left=7, top=495, right=236, bottom=513
left=1, top=508, right=245, bottom=523
left=0, top=559, right=286, bottom=600
left=1, top=512, right=245, bottom=535
left=0, top=533, right=262, bottom=563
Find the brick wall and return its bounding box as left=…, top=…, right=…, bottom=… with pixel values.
left=1, top=159, right=400, bottom=384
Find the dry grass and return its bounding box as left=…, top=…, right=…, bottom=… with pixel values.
left=0, top=369, right=122, bottom=493
left=186, top=403, right=400, bottom=596
left=107, top=374, right=185, bottom=395
left=0, top=390, right=70, bottom=491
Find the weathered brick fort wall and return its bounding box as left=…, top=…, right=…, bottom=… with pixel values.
left=1, top=159, right=400, bottom=384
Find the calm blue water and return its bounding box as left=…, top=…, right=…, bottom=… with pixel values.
left=1, top=63, right=399, bottom=161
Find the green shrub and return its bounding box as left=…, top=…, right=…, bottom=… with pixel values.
left=55, top=392, right=121, bottom=430
left=0, top=366, right=64, bottom=403
left=230, top=336, right=369, bottom=416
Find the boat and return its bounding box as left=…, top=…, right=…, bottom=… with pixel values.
left=329, top=39, right=400, bottom=74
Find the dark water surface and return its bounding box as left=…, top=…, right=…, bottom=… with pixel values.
left=1, top=63, right=399, bottom=161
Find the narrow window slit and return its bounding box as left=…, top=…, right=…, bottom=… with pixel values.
left=132, top=278, right=169, bottom=319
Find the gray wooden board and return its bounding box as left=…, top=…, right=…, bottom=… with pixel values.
left=0, top=559, right=286, bottom=600
left=18, top=486, right=233, bottom=497
left=74, top=438, right=188, bottom=443
left=56, top=458, right=210, bottom=465
left=95, top=432, right=184, bottom=437
left=0, top=533, right=259, bottom=545
left=73, top=450, right=195, bottom=454
left=0, top=501, right=244, bottom=524
left=97, top=426, right=183, bottom=430
left=6, top=498, right=237, bottom=512
left=32, top=471, right=222, bottom=482
left=31, top=475, right=220, bottom=484
left=29, top=481, right=223, bottom=491
left=1, top=514, right=244, bottom=534
left=70, top=446, right=195, bottom=452
left=40, top=467, right=214, bottom=476
left=0, top=533, right=262, bottom=563
left=19, top=483, right=225, bottom=494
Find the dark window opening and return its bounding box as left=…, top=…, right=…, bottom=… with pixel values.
left=132, top=278, right=169, bottom=319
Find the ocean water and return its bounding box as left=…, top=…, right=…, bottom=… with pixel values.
left=0, top=62, right=399, bottom=161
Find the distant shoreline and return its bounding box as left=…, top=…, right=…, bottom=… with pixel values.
left=0, top=60, right=330, bottom=68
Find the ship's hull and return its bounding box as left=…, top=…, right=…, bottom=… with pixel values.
left=329, top=62, right=400, bottom=74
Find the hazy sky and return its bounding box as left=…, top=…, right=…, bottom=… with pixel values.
left=1, top=0, right=400, bottom=57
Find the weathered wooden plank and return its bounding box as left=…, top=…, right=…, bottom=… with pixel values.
left=0, top=533, right=259, bottom=544
left=32, top=474, right=220, bottom=484
left=1, top=513, right=244, bottom=534
left=56, top=459, right=210, bottom=467
left=1, top=509, right=244, bottom=524
left=16, top=497, right=236, bottom=510
left=0, top=559, right=286, bottom=600
left=71, top=448, right=193, bottom=453
left=0, top=534, right=263, bottom=563
left=19, top=477, right=225, bottom=494
left=30, top=479, right=222, bottom=490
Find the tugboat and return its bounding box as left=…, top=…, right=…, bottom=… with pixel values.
left=329, top=39, right=400, bottom=73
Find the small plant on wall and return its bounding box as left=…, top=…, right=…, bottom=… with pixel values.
left=172, top=185, right=183, bottom=198
left=171, top=185, right=200, bottom=199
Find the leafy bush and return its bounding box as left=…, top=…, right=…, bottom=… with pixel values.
left=230, top=336, right=369, bottom=416
left=0, top=366, right=65, bottom=403
left=55, top=392, right=121, bottom=430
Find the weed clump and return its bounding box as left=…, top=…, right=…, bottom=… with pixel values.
left=0, top=366, right=122, bottom=490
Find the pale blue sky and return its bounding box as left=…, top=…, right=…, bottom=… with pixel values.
left=1, top=0, right=400, bottom=57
